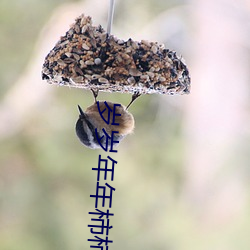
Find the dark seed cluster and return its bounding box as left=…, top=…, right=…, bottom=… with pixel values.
left=42, top=14, right=190, bottom=95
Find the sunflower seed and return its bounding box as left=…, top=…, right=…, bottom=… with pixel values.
left=132, top=41, right=139, bottom=50
left=141, top=40, right=150, bottom=47
left=129, top=68, right=142, bottom=77
left=74, top=66, right=83, bottom=75
left=65, top=52, right=72, bottom=58
left=98, top=77, right=109, bottom=84
left=73, top=53, right=80, bottom=60
left=147, top=72, right=155, bottom=78
left=72, top=76, right=84, bottom=83
left=82, top=43, right=90, bottom=50
left=140, top=75, right=149, bottom=82
left=118, top=39, right=125, bottom=45
left=92, top=74, right=101, bottom=79
left=128, top=77, right=135, bottom=84
left=85, top=60, right=94, bottom=65
left=151, top=45, right=158, bottom=54
left=57, top=59, right=67, bottom=66
left=75, top=24, right=80, bottom=34
left=63, top=58, right=75, bottom=64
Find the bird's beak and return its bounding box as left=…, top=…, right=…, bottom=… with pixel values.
left=77, top=105, right=86, bottom=118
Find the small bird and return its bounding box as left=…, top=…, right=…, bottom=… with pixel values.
left=75, top=92, right=135, bottom=149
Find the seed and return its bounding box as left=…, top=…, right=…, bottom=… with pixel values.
left=72, top=76, right=84, bottom=83
left=90, top=38, right=97, bottom=48
left=151, top=45, right=158, bottom=54
left=98, top=77, right=109, bottom=84
left=84, top=74, right=91, bottom=80
left=94, top=58, right=102, bottom=65
left=129, top=68, right=142, bottom=77
left=74, top=66, right=83, bottom=75
left=80, top=18, right=86, bottom=26
left=63, top=58, right=75, bottom=64
left=122, top=53, right=130, bottom=60
left=92, top=74, right=101, bottom=79
left=118, top=39, right=125, bottom=45
left=82, top=43, right=90, bottom=50
left=141, top=40, right=150, bottom=47
left=147, top=72, right=154, bottom=78
left=128, top=77, right=135, bottom=84
left=72, top=53, right=80, bottom=60
left=132, top=41, right=139, bottom=50
left=59, top=40, right=69, bottom=47
left=114, top=55, right=121, bottom=63
left=80, top=60, right=85, bottom=67
left=140, top=75, right=149, bottom=82
left=68, top=29, right=73, bottom=36
left=72, top=48, right=84, bottom=55
left=88, top=28, right=95, bottom=38
left=85, top=69, right=94, bottom=74
left=85, top=60, right=94, bottom=65
left=65, top=52, right=72, bottom=58
left=81, top=25, right=88, bottom=34
left=75, top=24, right=80, bottom=34
left=125, top=48, right=132, bottom=53
left=57, top=59, right=67, bottom=66
left=100, top=33, right=107, bottom=43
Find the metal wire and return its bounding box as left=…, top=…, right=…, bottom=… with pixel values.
left=107, top=0, right=115, bottom=34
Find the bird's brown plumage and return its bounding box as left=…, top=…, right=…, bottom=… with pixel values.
left=85, top=101, right=134, bottom=136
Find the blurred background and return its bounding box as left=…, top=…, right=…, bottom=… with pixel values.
left=1, top=0, right=250, bottom=249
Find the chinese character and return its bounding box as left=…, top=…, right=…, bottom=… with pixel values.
left=97, top=101, right=121, bottom=125
left=89, top=209, right=114, bottom=219
left=92, top=155, right=117, bottom=181
left=88, top=236, right=112, bottom=249
left=90, top=182, right=116, bottom=208
left=95, top=129, right=120, bottom=152
left=88, top=218, right=112, bottom=235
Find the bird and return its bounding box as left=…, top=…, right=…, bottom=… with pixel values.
left=75, top=90, right=135, bottom=149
